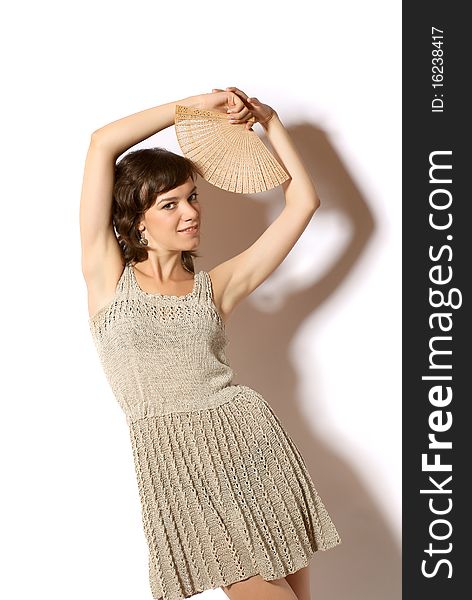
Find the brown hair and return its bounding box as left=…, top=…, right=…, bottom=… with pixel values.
left=112, top=147, right=204, bottom=273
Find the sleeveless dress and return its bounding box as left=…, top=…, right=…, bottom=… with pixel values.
left=88, top=263, right=341, bottom=600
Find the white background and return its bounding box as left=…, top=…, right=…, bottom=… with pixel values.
left=1, top=1, right=401, bottom=599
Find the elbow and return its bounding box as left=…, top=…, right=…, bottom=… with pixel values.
left=90, top=128, right=112, bottom=150
left=284, top=186, right=321, bottom=213
left=90, top=129, right=105, bottom=145
left=306, top=195, right=321, bottom=213
left=89, top=130, right=116, bottom=155
left=313, top=196, right=321, bottom=211
left=286, top=197, right=320, bottom=215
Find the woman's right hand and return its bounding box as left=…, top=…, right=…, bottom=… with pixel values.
left=222, top=87, right=277, bottom=129
left=201, top=90, right=251, bottom=119
left=200, top=88, right=256, bottom=129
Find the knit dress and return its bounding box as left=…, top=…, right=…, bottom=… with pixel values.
left=88, top=262, right=341, bottom=600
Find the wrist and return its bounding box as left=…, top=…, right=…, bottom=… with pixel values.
left=260, top=111, right=280, bottom=131
left=178, top=94, right=206, bottom=110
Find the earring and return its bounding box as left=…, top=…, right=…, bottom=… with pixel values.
left=138, top=228, right=148, bottom=246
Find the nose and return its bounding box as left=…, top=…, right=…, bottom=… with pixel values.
left=178, top=204, right=199, bottom=229
left=182, top=200, right=199, bottom=218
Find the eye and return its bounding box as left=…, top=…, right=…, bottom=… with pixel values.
left=162, top=192, right=199, bottom=210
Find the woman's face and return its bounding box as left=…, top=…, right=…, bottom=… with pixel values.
left=139, top=176, right=201, bottom=250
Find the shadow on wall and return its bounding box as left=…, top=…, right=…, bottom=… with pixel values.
left=197, top=122, right=401, bottom=600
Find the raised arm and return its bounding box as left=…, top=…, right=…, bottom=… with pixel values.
left=87, top=96, right=203, bottom=159
left=209, top=87, right=320, bottom=322
left=79, top=93, right=205, bottom=320
left=80, top=90, right=253, bottom=320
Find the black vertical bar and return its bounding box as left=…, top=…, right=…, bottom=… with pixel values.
left=403, top=3, right=469, bottom=598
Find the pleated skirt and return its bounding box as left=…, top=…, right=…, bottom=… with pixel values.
left=128, top=387, right=341, bottom=600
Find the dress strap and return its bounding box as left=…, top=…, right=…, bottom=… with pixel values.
left=115, top=262, right=133, bottom=293
left=119, top=262, right=135, bottom=291
left=196, top=271, right=216, bottom=305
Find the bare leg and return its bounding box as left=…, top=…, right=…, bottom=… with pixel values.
left=222, top=574, right=299, bottom=600
left=285, top=565, right=312, bottom=600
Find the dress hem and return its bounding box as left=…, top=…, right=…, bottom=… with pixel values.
left=151, top=538, right=342, bottom=600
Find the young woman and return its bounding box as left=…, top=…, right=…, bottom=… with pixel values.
left=80, top=86, right=341, bottom=600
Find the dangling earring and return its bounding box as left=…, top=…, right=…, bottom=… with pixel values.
left=138, top=228, right=148, bottom=246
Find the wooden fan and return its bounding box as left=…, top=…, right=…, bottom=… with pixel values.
left=174, top=104, right=289, bottom=194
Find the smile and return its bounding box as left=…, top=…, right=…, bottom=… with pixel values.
left=178, top=225, right=199, bottom=234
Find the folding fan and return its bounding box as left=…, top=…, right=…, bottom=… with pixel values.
left=174, top=104, right=290, bottom=194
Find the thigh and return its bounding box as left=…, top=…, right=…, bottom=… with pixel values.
left=222, top=574, right=299, bottom=600
left=285, top=565, right=312, bottom=600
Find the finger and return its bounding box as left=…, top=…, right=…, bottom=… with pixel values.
left=229, top=119, right=254, bottom=130
left=230, top=95, right=246, bottom=111
left=227, top=100, right=251, bottom=117
left=212, top=88, right=224, bottom=93
left=228, top=89, right=254, bottom=114
left=227, top=106, right=252, bottom=121
left=227, top=91, right=236, bottom=107
left=247, top=97, right=259, bottom=105
left=228, top=115, right=254, bottom=128
left=225, top=86, right=249, bottom=102
left=245, top=116, right=255, bottom=130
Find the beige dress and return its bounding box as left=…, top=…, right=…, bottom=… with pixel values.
left=88, top=263, right=341, bottom=600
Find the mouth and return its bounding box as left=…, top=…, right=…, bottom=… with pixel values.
left=178, top=224, right=199, bottom=234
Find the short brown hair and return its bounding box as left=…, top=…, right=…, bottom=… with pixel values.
left=112, top=147, right=204, bottom=273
